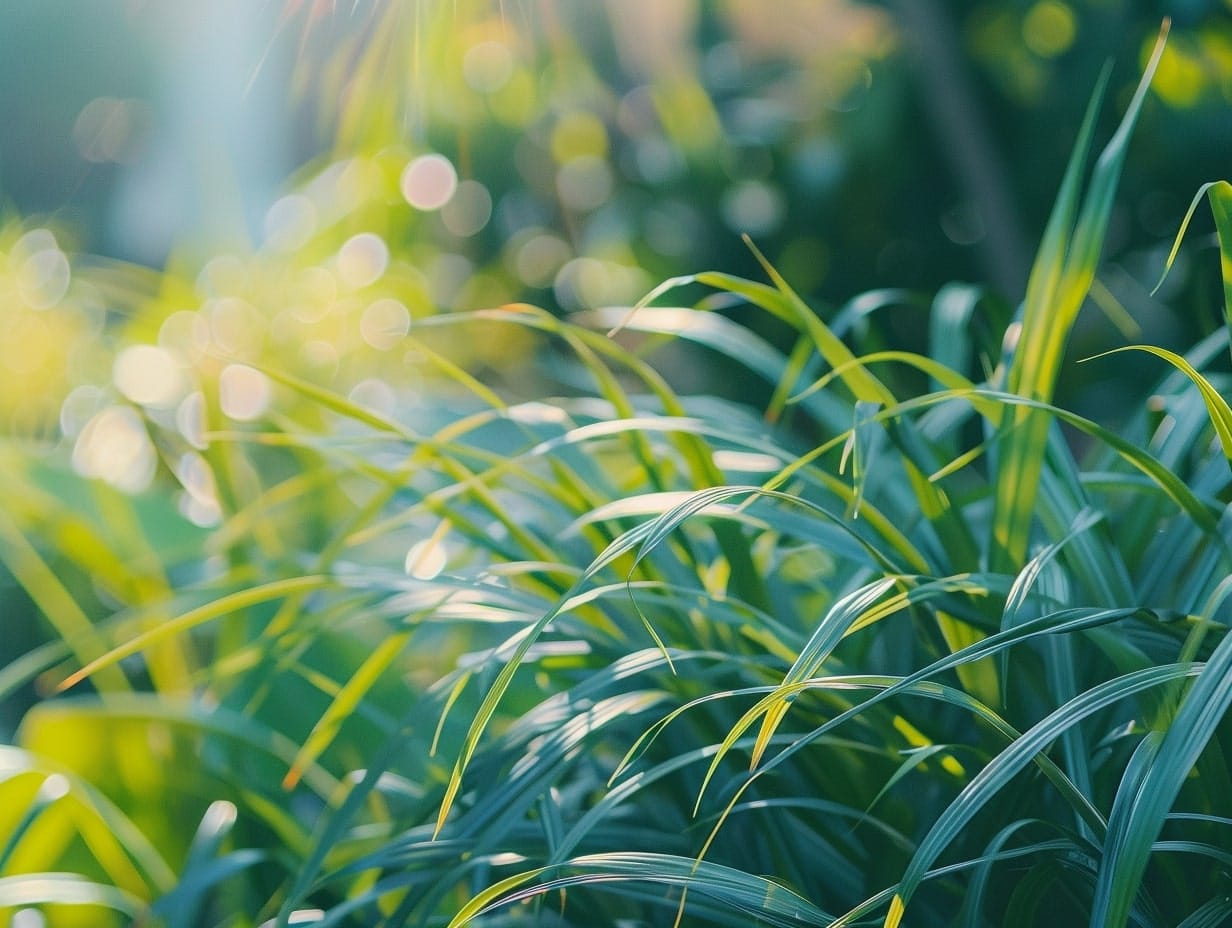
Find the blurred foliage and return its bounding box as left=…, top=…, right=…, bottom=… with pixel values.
left=2, top=2, right=1232, bottom=926
left=3, top=0, right=1231, bottom=441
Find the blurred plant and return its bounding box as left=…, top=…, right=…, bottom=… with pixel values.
left=7, top=5, right=1232, bottom=926
left=3, top=17, right=1232, bottom=928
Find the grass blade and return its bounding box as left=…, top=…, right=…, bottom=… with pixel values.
left=993, top=25, right=1169, bottom=571
left=1090, top=625, right=1232, bottom=928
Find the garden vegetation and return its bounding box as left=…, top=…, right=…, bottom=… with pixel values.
left=2, top=10, right=1232, bottom=928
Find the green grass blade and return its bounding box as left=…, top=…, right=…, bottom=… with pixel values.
left=885, top=662, right=1198, bottom=928
left=152, top=801, right=266, bottom=928
left=282, top=629, right=413, bottom=789
left=1085, top=345, right=1232, bottom=471
left=1008, top=60, right=1111, bottom=399
left=1090, top=626, right=1232, bottom=928
left=0, top=508, right=131, bottom=694
left=1176, top=895, right=1232, bottom=928
left=56, top=575, right=333, bottom=692
left=993, top=26, right=1169, bottom=571
left=1151, top=180, right=1232, bottom=338
left=698, top=606, right=1138, bottom=827
left=446, top=851, right=836, bottom=928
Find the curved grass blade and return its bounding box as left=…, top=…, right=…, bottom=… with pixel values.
left=1090, top=624, right=1232, bottom=928
left=0, top=508, right=131, bottom=694
left=664, top=605, right=1142, bottom=826
left=885, top=662, right=1199, bottom=928
left=282, top=629, right=413, bottom=789
left=0, top=747, right=176, bottom=892
left=151, top=801, right=267, bottom=928
left=1084, top=345, right=1232, bottom=471
left=1150, top=180, right=1232, bottom=337
left=748, top=573, right=1010, bottom=770
left=0, top=774, right=71, bottom=874
left=445, top=851, right=835, bottom=928
left=56, top=575, right=333, bottom=692
left=0, top=872, right=147, bottom=917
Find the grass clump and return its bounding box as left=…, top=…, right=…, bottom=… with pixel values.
left=4, top=21, right=1232, bottom=928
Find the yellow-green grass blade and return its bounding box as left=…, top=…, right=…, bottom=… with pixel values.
left=56, top=575, right=333, bottom=692
left=770, top=336, right=820, bottom=425
left=416, top=308, right=774, bottom=608
left=0, top=747, right=176, bottom=892
left=1085, top=345, right=1232, bottom=472
left=788, top=350, right=984, bottom=409
left=749, top=576, right=898, bottom=770
left=732, top=239, right=890, bottom=402
left=748, top=574, right=1006, bottom=771
left=22, top=695, right=343, bottom=799
left=281, top=629, right=413, bottom=789
left=422, top=305, right=721, bottom=484
left=0, top=507, right=131, bottom=694
left=1151, top=180, right=1232, bottom=335
left=1011, top=61, right=1113, bottom=399
left=1012, top=27, right=1168, bottom=401
left=702, top=606, right=1139, bottom=824
left=86, top=481, right=196, bottom=694
left=993, top=28, right=1169, bottom=572
left=696, top=671, right=1115, bottom=927
left=0, top=774, right=67, bottom=874
left=0, top=773, right=156, bottom=899
left=605, top=275, right=973, bottom=572
left=252, top=365, right=565, bottom=551
left=0, top=473, right=203, bottom=695
left=721, top=245, right=957, bottom=528
left=1055, top=29, right=1168, bottom=328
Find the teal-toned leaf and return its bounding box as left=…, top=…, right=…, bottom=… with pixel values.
left=446, top=851, right=836, bottom=928
left=1090, top=623, right=1232, bottom=928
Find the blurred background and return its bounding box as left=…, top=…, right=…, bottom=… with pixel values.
left=1, top=0, right=1230, bottom=735
left=4, top=1, right=1231, bottom=292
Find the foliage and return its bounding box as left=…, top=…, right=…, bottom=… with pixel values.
left=3, top=9, right=1232, bottom=928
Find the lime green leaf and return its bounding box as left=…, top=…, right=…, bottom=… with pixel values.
left=1084, top=344, right=1232, bottom=470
